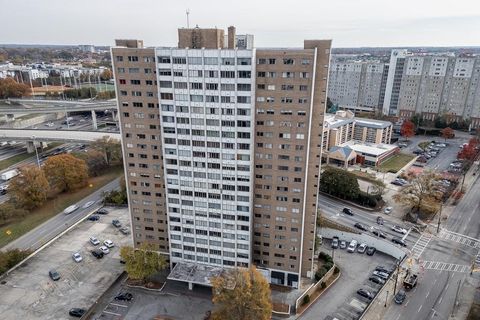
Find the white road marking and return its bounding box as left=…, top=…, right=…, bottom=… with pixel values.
left=109, top=302, right=128, bottom=308
left=103, top=310, right=122, bottom=316
left=418, top=304, right=423, bottom=313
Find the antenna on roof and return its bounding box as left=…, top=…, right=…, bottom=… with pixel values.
left=186, top=9, right=190, bottom=28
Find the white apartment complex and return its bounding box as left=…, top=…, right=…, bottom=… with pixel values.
left=156, top=48, right=255, bottom=268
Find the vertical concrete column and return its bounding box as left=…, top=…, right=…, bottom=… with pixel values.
left=91, top=110, right=98, bottom=130
left=26, top=140, right=35, bottom=153
left=188, top=282, right=193, bottom=290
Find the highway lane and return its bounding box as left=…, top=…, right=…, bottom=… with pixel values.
left=383, top=172, right=480, bottom=320
left=1, top=177, right=121, bottom=252
left=318, top=193, right=421, bottom=247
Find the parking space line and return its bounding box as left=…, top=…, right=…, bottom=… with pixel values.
left=103, top=310, right=123, bottom=316
left=109, top=302, right=129, bottom=308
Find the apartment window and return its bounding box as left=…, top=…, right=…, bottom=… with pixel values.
left=282, top=72, right=295, bottom=78
left=158, top=69, right=172, bottom=76
left=128, top=56, right=138, bottom=62
left=237, top=83, right=251, bottom=91
left=300, top=72, right=310, bottom=78
left=117, top=67, right=125, bottom=73
left=238, top=71, right=251, bottom=78
left=299, top=85, right=308, bottom=91
left=237, top=58, right=251, bottom=65
left=172, top=57, right=187, bottom=64
left=237, top=96, right=251, bottom=104
left=204, top=57, right=218, bottom=65
left=222, top=58, right=235, bottom=65
left=268, top=58, right=276, bottom=64
left=128, top=68, right=139, bottom=73
left=258, top=58, right=266, bottom=64
left=257, top=71, right=266, bottom=78
left=116, top=56, right=123, bottom=62
left=158, top=56, right=171, bottom=63
left=159, top=81, right=172, bottom=88
left=188, top=57, right=202, bottom=65
left=283, top=58, right=294, bottom=65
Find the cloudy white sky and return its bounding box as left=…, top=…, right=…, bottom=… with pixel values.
left=1, top=0, right=479, bottom=47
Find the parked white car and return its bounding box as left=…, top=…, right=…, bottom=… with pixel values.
left=384, top=207, right=393, bottom=214
left=89, top=236, right=100, bottom=246
left=99, top=246, right=110, bottom=254
left=72, top=252, right=83, bottom=262
left=104, top=240, right=114, bottom=248
left=347, top=240, right=358, bottom=253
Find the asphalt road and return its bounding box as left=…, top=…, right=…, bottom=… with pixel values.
left=318, top=193, right=421, bottom=248
left=383, top=171, right=480, bottom=320
left=1, top=177, right=121, bottom=252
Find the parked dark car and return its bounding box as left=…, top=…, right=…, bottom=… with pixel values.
left=115, top=292, right=133, bottom=301
left=91, top=249, right=104, bottom=259
left=357, top=288, right=373, bottom=300
left=366, top=247, right=376, bottom=256
left=88, top=215, right=100, bottom=221
left=49, top=270, right=60, bottom=281
left=376, top=216, right=384, bottom=225
left=96, top=208, right=109, bottom=215
left=69, top=308, right=86, bottom=318
left=120, top=227, right=131, bottom=235
left=342, top=208, right=354, bottom=216
left=112, top=219, right=122, bottom=228
left=394, top=290, right=406, bottom=304
left=375, top=266, right=392, bottom=274
left=369, top=276, right=385, bottom=285
left=354, top=222, right=368, bottom=231
left=392, top=237, right=407, bottom=247
left=331, top=237, right=339, bottom=249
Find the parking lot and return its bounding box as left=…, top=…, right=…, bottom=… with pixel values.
left=88, top=278, right=214, bottom=320
left=0, top=207, right=131, bottom=320
left=302, top=240, right=396, bottom=320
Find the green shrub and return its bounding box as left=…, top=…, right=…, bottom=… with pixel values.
left=321, top=282, right=326, bottom=289
left=302, top=294, right=310, bottom=305
left=334, top=266, right=340, bottom=274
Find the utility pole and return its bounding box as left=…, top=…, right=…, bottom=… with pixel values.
left=384, top=290, right=389, bottom=307
left=436, top=203, right=443, bottom=234
left=186, top=9, right=190, bottom=28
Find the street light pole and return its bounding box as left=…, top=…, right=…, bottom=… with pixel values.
left=384, top=290, right=389, bottom=307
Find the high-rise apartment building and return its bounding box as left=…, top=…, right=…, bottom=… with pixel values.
left=328, top=59, right=389, bottom=113
left=111, top=27, right=331, bottom=288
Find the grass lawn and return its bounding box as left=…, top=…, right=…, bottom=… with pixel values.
left=0, top=142, right=63, bottom=171
left=378, top=153, right=415, bottom=173
left=0, top=166, right=123, bottom=248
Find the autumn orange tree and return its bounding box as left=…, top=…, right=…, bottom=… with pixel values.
left=0, top=77, right=30, bottom=98
left=8, top=165, right=49, bottom=210
left=42, top=154, right=89, bottom=194
left=441, top=127, right=454, bottom=142
left=400, top=120, right=415, bottom=141
left=211, top=267, right=272, bottom=320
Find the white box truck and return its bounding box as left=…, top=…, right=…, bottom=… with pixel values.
left=0, top=169, right=19, bottom=181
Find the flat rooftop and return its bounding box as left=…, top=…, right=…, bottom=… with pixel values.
left=341, top=140, right=397, bottom=156
left=168, top=262, right=225, bottom=287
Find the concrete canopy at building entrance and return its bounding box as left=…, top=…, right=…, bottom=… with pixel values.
left=168, top=262, right=225, bottom=288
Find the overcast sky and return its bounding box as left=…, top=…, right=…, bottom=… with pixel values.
left=1, top=0, right=479, bottom=47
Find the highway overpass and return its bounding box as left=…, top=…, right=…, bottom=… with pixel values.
left=1, top=99, right=117, bottom=114
left=0, top=129, right=120, bottom=143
